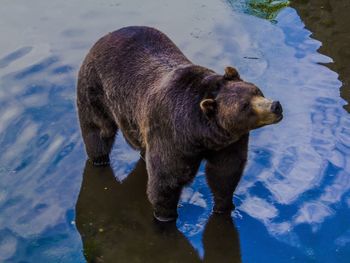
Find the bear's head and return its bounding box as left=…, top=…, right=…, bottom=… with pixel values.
left=200, top=66, right=283, bottom=136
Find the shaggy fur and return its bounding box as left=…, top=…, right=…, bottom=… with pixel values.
left=77, top=26, right=282, bottom=220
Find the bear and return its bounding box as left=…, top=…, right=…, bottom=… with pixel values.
left=77, top=26, right=283, bottom=222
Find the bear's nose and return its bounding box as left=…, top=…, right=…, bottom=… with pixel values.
left=271, top=101, right=283, bottom=115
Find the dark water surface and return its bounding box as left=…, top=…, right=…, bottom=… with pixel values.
left=0, top=1, right=349, bottom=262
left=290, top=0, right=350, bottom=112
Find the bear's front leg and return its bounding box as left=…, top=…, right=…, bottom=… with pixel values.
left=145, top=145, right=201, bottom=222
left=205, top=134, right=249, bottom=214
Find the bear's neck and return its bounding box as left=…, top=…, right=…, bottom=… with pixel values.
left=198, top=118, right=244, bottom=151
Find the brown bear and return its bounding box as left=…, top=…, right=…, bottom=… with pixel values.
left=77, top=26, right=283, bottom=222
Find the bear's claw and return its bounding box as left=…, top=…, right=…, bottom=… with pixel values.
left=90, top=155, right=110, bottom=167
left=213, top=204, right=235, bottom=215
left=92, top=161, right=110, bottom=166
left=153, top=212, right=177, bottom=222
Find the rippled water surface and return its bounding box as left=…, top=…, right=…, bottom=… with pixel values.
left=0, top=0, right=349, bottom=262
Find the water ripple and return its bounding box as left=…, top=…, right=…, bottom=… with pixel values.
left=0, top=46, right=33, bottom=69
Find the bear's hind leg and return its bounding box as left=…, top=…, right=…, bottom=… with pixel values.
left=81, top=123, right=117, bottom=166
left=78, top=104, right=118, bottom=166
left=77, top=63, right=118, bottom=166
left=205, top=134, right=249, bottom=214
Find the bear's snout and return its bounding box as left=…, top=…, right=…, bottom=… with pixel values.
left=271, top=101, right=283, bottom=115
left=251, top=96, right=283, bottom=127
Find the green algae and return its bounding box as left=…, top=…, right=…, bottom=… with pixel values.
left=227, top=0, right=290, bottom=21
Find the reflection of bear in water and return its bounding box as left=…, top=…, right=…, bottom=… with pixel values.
left=77, top=26, right=283, bottom=221
left=76, top=159, right=241, bottom=263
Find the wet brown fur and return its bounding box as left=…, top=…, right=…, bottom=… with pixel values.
left=77, top=26, right=274, bottom=219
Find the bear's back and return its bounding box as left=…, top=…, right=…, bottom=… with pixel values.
left=89, top=26, right=191, bottom=81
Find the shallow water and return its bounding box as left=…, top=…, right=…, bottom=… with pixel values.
left=0, top=0, right=349, bottom=262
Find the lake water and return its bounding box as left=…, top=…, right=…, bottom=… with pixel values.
left=0, top=0, right=349, bottom=262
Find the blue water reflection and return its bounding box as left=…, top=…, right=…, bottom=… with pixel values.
left=0, top=1, right=349, bottom=262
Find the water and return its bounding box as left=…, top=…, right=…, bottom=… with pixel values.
left=0, top=0, right=349, bottom=262
left=289, top=0, right=350, bottom=112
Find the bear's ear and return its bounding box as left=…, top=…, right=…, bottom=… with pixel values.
left=224, top=66, right=240, bottom=80
left=200, top=98, right=216, bottom=116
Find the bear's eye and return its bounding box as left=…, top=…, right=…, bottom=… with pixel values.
left=255, top=90, right=264, bottom=97
left=241, top=102, right=250, bottom=111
